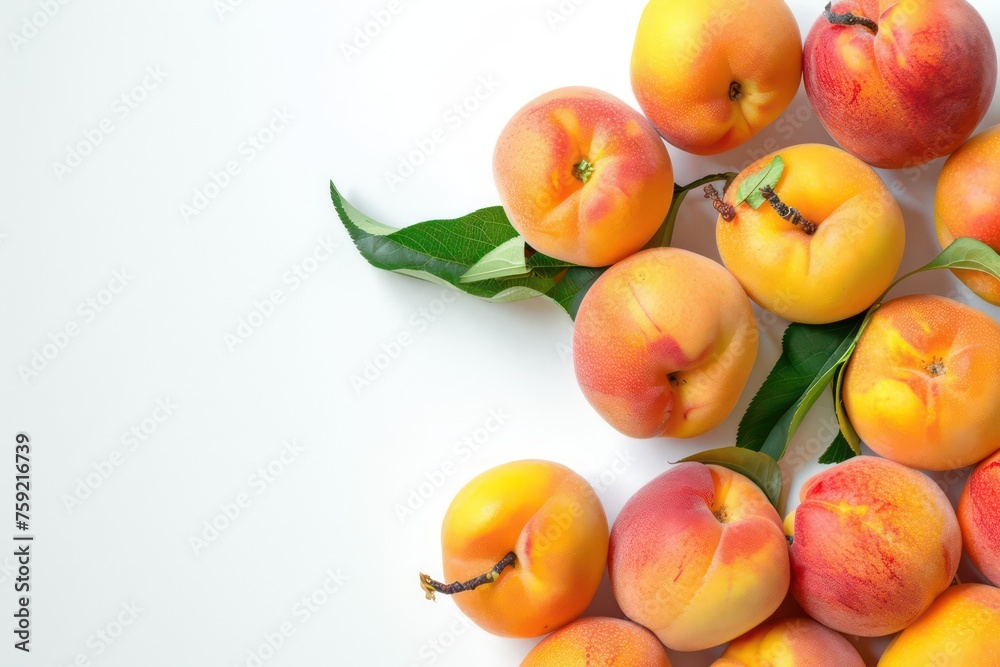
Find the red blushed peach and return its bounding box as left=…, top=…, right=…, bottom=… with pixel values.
left=879, top=584, right=1000, bottom=665
left=573, top=248, right=758, bottom=439
left=936, top=124, right=1000, bottom=306
left=786, top=457, right=961, bottom=637
left=712, top=617, right=864, bottom=667
left=843, top=295, right=1000, bottom=471
left=804, top=0, right=997, bottom=169
left=959, top=449, right=1000, bottom=587
left=520, top=617, right=671, bottom=667
left=609, top=463, right=790, bottom=652
left=493, top=87, right=674, bottom=267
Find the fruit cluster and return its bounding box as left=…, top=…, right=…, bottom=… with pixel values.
left=338, top=0, right=1000, bottom=663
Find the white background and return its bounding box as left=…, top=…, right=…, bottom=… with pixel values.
left=2, top=0, right=999, bottom=665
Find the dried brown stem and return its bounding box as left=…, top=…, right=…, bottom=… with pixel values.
left=704, top=184, right=736, bottom=221
left=824, top=2, right=878, bottom=35
left=759, top=185, right=818, bottom=235
left=420, top=552, right=517, bottom=601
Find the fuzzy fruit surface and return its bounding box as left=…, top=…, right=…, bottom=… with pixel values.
left=717, top=143, right=905, bottom=324
left=711, top=617, right=865, bottom=667
left=574, top=247, right=758, bottom=439
left=520, top=617, right=671, bottom=667
left=804, top=0, right=997, bottom=169
left=786, top=456, right=961, bottom=637
left=439, top=460, right=608, bottom=638
left=844, top=295, right=1000, bottom=471
left=609, top=462, right=789, bottom=652
left=936, top=124, right=1000, bottom=305
left=879, top=584, right=1000, bottom=666
left=959, top=449, right=1000, bottom=588
left=632, top=0, right=802, bottom=155
left=493, top=86, right=673, bottom=267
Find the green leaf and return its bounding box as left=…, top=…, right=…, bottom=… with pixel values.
left=888, top=237, right=1000, bottom=293
left=678, top=447, right=783, bottom=510
left=734, top=156, right=784, bottom=210
left=548, top=266, right=606, bottom=319
left=737, top=237, right=1000, bottom=466
left=330, top=181, right=601, bottom=318
left=819, top=433, right=857, bottom=465
left=833, top=363, right=862, bottom=456
left=737, top=316, right=864, bottom=460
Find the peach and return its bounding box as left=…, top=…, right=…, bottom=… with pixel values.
left=716, top=143, right=905, bottom=324
left=493, top=87, right=673, bottom=267
left=609, top=463, right=790, bottom=652
left=879, top=584, right=1000, bottom=666
left=959, top=449, right=1000, bottom=586
left=786, top=456, right=961, bottom=637
left=936, top=124, right=1000, bottom=306
left=631, top=0, right=802, bottom=155
left=843, top=295, right=1000, bottom=471
left=804, top=0, right=997, bottom=169
left=712, top=617, right=864, bottom=667
left=520, top=617, right=671, bottom=667
left=422, top=460, right=609, bottom=637
left=573, top=247, right=758, bottom=439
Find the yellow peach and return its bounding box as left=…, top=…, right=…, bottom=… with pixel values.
left=717, top=143, right=905, bottom=324
left=609, top=463, right=790, bottom=652
left=425, top=460, right=609, bottom=638
left=520, top=617, right=671, bottom=667
left=573, top=247, right=758, bottom=439
left=879, top=584, right=1000, bottom=666
left=843, top=295, right=1000, bottom=471
left=632, top=0, right=802, bottom=155
left=493, top=87, right=673, bottom=267
left=711, top=617, right=864, bottom=667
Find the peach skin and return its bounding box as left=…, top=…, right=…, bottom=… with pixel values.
left=843, top=295, right=1000, bottom=471
left=786, top=456, right=961, bottom=637
left=493, top=86, right=673, bottom=267
left=609, top=462, right=790, bottom=652
left=879, top=584, right=1000, bottom=666
left=804, top=0, right=997, bottom=169
left=631, top=0, right=802, bottom=155
left=711, top=617, right=864, bottom=667
left=520, top=617, right=671, bottom=667
left=936, top=124, right=1000, bottom=306
left=573, top=247, right=758, bottom=439
left=959, top=449, right=1000, bottom=587
left=716, top=143, right=905, bottom=324
left=421, top=460, right=609, bottom=638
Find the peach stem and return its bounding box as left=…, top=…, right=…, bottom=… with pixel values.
left=759, top=185, right=818, bottom=235
left=647, top=172, right=737, bottom=248
left=419, top=552, right=517, bottom=601
left=823, top=2, right=878, bottom=35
